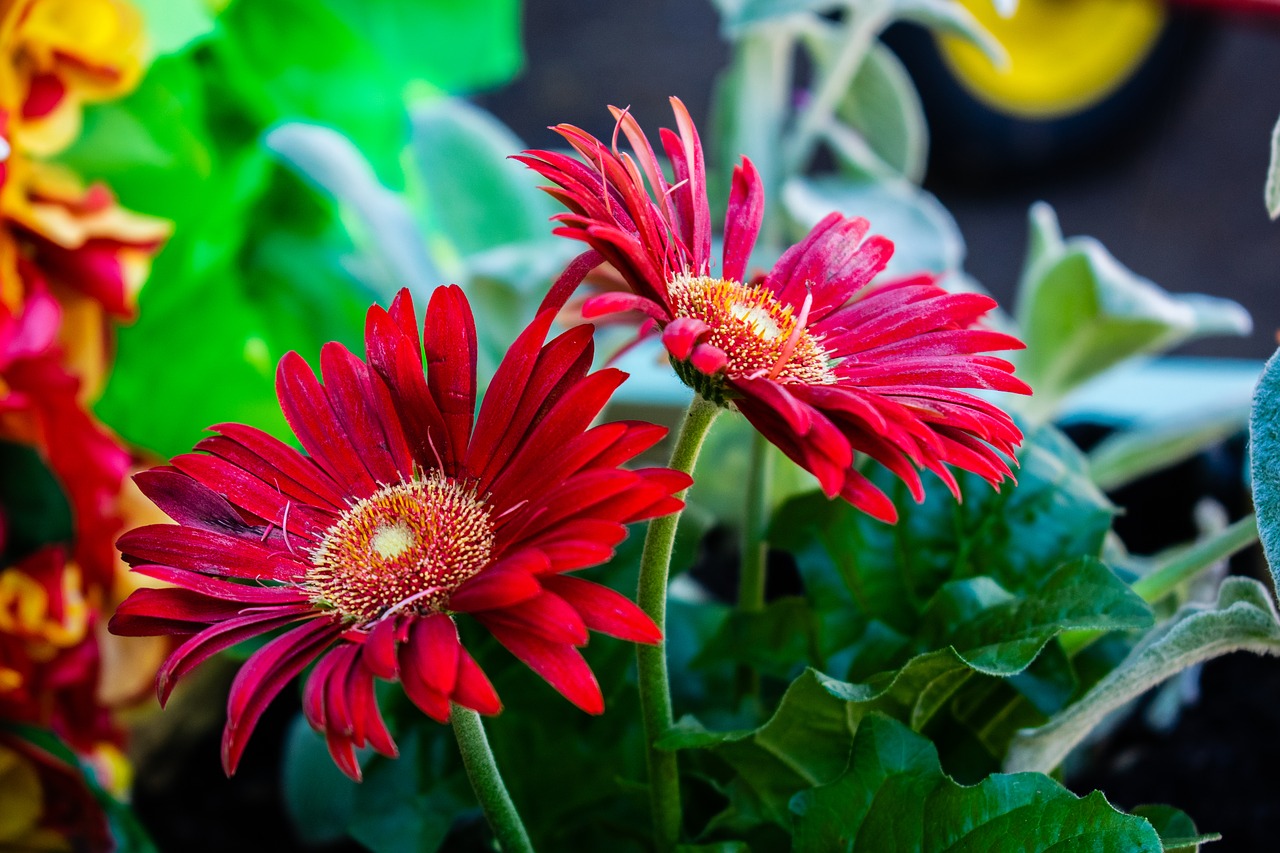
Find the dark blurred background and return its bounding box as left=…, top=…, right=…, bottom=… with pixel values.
left=479, top=0, right=1280, bottom=361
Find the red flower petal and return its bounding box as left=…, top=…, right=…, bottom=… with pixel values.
left=452, top=645, right=502, bottom=716
left=223, top=619, right=338, bottom=775
left=661, top=317, right=710, bottom=361
left=484, top=620, right=604, bottom=715
left=540, top=574, right=661, bottom=644
left=449, top=564, right=542, bottom=612
left=722, top=157, right=764, bottom=283
left=478, top=591, right=588, bottom=646
left=400, top=614, right=460, bottom=702
left=277, top=351, right=381, bottom=496
left=423, top=285, right=477, bottom=475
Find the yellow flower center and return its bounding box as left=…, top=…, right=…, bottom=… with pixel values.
left=666, top=274, right=833, bottom=385
left=307, top=472, right=495, bottom=624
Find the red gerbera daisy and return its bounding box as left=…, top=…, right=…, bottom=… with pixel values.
left=516, top=98, right=1031, bottom=522
left=108, top=285, right=687, bottom=780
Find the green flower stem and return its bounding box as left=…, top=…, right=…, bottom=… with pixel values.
left=636, top=394, right=721, bottom=852
left=783, top=0, right=889, bottom=174
left=739, top=431, right=773, bottom=614
left=1130, top=513, right=1259, bottom=602
left=735, top=432, right=773, bottom=699
left=451, top=705, right=535, bottom=853
left=1061, top=513, right=1260, bottom=657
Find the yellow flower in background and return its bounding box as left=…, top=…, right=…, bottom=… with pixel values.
left=0, top=731, right=113, bottom=851
left=0, top=0, right=144, bottom=156
left=0, top=0, right=166, bottom=815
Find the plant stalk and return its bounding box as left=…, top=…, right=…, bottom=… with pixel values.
left=1130, top=513, right=1258, bottom=603
left=783, top=0, right=888, bottom=174
left=451, top=705, right=535, bottom=853
left=735, top=431, right=773, bottom=698
left=1061, top=513, right=1260, bottom=657
left=636, top=394, right=720, bottom=852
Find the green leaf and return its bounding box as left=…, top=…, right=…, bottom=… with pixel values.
left=692, top=597, right=822, bottom=679
left=320, top=0, right=523, bottom=95
left=406, top=97, right=558, bottom=260
left=1013, top=202, right=1252, bottom=423
left=662, top=657, right=973, bottom=827
left=1250, top=346, right=1280, bottom=599
left=921, top=557, right=1152, bottom=675
left=1005, top=576, right=1280, bottom=775
left=282, top=715, right=359, bottom=846
left=348, top=728, right=468, bottom=853
left=771, top=424, right=1114, bottom=658
left=1267, top=114, right=1280, bottom=220
left=214, top=0, right=410, bottom=183
left=891, top=0, right=1007, bottom=68
left=790, top=714, right=1163, bottom=852
left=804, top=32, right=928, bottom=183
left=0, top=441, right=74, bottom=564
left=1130, top=805, right=1220, bottom=851
left=265, top=121, right=442, bottom=297
left=782, top=175, right=965, bottom=278
left=1088, top=404, right=1249, bottom=492
left=133, top=0, right=217, bottom=57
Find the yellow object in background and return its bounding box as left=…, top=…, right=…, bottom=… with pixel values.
left=939, top=0, right=1167, bottom=119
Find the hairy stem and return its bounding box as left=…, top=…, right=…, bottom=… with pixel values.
left=452, top=705, right=535, bottom=853
left=636, top=394, right=721, bottom=852
left=736, top=431, right=773, bottom=698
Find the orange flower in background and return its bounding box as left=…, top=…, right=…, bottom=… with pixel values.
left=0, top=0, right=167, bottom=822
left=4, top=159, right=170, bottom=318
left=0, top=729, right=114, bottom=853
left=0, top=0, right=166, bottom=593
left=0, top=0, right=145, bottom=157
left=1, top=288, right=131, bottom=591
left=0, top=547, right=120, bottom=751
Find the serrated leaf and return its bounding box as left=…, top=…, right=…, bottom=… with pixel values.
left=1014, top=203, right=1252, bottom=422
left=771, top=424, right=1115, bottom=662
left=661, top=657, right=974, bottom=826
left=1005, top=576, right=1280, bottom=775
left=921, top=557, right=1152, bottom=675
left=1250, top=346, right=1280, bottom=599
left=790, top=714, right=1163, bottom=852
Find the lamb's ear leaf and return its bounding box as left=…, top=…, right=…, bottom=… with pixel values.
left=1250, top=345, right=1280, bottom=600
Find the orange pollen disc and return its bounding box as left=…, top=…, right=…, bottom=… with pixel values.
left=666, top=274, right=834, bottom=384
left=306, top=472, right=495, bottom=624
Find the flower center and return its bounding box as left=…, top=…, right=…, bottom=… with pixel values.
left=306, top=472, right=495, bottom=624
left=666, top=274, right=833, bottom=385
